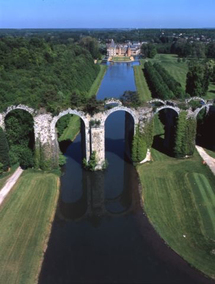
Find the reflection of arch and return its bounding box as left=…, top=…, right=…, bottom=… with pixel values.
left=102, top=106, right=138, bottom=125
left=186, top=97, right=206, bottom=105
left=50, top=109, right=89, bottom=141
left=193, top=103, right=213, bottom=118
left=154, top=105, right=180, bottom=115
left=3, top=104, right=36, bottom=120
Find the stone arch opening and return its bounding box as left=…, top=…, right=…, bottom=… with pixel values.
left=104, top=108, right=137, bottom=161
left=51, top=109, right=89, bottom=162
left=4, top=108, right=35, bottom=169
left=196, top=105, right=215, bottom=151
left=51, top=110, right=89, bottom=221
left=152, top=107, right=179, bottom=156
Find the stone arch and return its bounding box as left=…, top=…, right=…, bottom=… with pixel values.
left=154, top=105, right=180, bottom=115
left=50, top=108, right=89, bottom=140
left=193, top=103, right=213, bottom=119
left=186, top=97, right=206, bottom=105
left=148, top=99, right=166, bottom=105
left=102, top=106, right=138, bottom=126
left=3, top=104, right=36, bottom=120
left=104, top=98, right=122, bottom=106
left=50, top=108, right=90, bottom=161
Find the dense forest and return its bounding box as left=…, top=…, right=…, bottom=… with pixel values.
left=0, top=36, right=100, bottom=113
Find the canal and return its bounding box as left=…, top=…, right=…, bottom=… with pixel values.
left=39, top=61, right=214, bottom=283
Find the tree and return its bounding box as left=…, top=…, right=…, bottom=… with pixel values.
left=0, top=162, right=3, bottom=175
left=186, top=63, right=210, bottom=97
left=79, top=36, right=100, bottom=59
left=141, top=44, right=157, bottom=58
left=0, top=127, right=10, bottom=171
left=174, top=111, right=196, bottom=158
left=132, top=125, right=147, bottom=163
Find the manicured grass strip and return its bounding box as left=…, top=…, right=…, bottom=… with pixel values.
left=112, top=56, right=131, bottom=61
left=193, top=173, right=215, bottom=234
left=59, top=116, right=81, bottom=142
left=0, top=170, right=59, bottom=284
left=137, top=149, right=215, bottom=279
left=88, top=65, right=107, bottom=97
left=133, top=65, right=151, bottom=102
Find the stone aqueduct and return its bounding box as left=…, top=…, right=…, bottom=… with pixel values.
left=0, top=98, right=213, bottom=170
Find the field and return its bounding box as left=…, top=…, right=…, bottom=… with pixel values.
left=141, top=54, right=188, bottom=88
left=88, top=65, right=107, bottom=97
left=137, top=138, right=215, bottom=278
left=112, top=56, right=131, bottom=62
left=58, top=115, right=81, bottom=142
left=0, top=170, right=59, bottom=284
left=133, top=65, right=152, bottom=102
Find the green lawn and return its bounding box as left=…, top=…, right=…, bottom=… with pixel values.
left=88, top=65, right=107, bottom=97
left=141, top=54, right=188, bottom=88
left=0, top=170, right=59, bottom=284
left=58, top=115, right=81, bottom=142
left=133, top=65, right=152, bottom=102
left=137, top=147, right=215, bottom=279
left=112, top=56, right=131, bottom=62
left=140, top=54, right=215, bottom=101
left=206, top=81, right=215, bottom=100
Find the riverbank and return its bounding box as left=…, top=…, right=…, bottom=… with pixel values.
left=58, top=115, right=81, bottom=142
left=88, top=65, right=107, bottom=97
left=133, top=64, right=151, bottom=102
left=137, top=148, right=215, bottom=279
left=0, top=170, right=59, bottom=284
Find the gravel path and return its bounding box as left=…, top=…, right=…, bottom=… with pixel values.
left=0, top=167, right=23, bottom=206
left=196, top=145, right=215, bottom=175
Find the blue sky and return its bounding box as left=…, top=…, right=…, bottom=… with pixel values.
left=0, top=0, right=215, bottom=28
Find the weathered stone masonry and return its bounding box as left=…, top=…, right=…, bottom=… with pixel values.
left=0, top=99, right=213, bottom=170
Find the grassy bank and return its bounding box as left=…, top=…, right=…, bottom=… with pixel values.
left=0, top=170, right=59, bottom=284
left=58, top=115, right=81, bottom=142
left=133, top=65, right=152, bottom=102
left=137, top=146, right=215, bottom=279
left=88, top=65, right=107, bottom=97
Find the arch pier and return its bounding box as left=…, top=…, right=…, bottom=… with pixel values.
left=0, top=99, right=213, bottom=170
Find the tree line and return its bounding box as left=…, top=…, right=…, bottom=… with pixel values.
left=0, top=36, right=100, bottom=114
left=144, top=60, right=213, bottom=99
left=144, top=62, right=185, bottom=100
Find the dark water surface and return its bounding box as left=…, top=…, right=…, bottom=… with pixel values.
left=39, top=62, right=214, bottom=283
